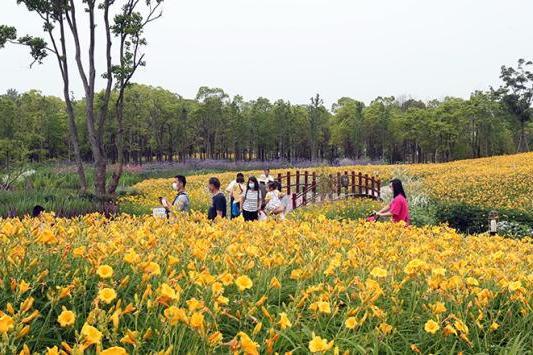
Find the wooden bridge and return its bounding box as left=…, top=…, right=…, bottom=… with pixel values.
left=274, top=170, right=381, bottom=211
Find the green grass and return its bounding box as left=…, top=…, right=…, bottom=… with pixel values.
left=1, top=163, right=229, bottom=218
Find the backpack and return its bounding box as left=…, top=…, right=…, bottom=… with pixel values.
left=171, top=191, right=189, bottom=210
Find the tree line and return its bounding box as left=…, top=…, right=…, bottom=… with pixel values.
left=1, top=77, right=531, bottom=169
left=2, top=1, right=531, bottom=201
left=1, top=0, right=164, bottom=197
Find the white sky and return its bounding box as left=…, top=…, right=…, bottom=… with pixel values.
left=1, top=0, right=532, bottom=106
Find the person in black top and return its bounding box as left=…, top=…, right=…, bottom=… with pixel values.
left=207, top=177, right=227, bottom=220
left=32, top=205, right=45, bottom=217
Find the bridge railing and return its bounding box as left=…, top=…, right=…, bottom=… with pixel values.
left=275, top=170, right=381, bottom=210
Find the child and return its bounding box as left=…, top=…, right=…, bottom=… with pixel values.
left=264, top=181, right=286, bottom=218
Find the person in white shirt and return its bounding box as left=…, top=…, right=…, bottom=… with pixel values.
left=258, top=168, right=275, bottom=184
left=225, top=172, right=244, bottom=195
left=241, top=176, right=262, bottom=221
left=264, top=181, right=286, bottom=219
left=228, top=173, right=245, bottom=218
left=226, top=173, right=244, bottom=216
left=258, top=168, right=275, bottom=207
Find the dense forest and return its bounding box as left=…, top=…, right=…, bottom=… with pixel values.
left=1, top=0, right=531, bottom=201
left=0, top=84, right=530, bottom=168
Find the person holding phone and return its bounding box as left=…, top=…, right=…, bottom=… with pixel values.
left=160, top=175, right=190, bottom=215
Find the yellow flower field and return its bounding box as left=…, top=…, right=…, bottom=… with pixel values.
left=1, top=153, right=532, bottom=353
left=0, top=213, right=531, bottom=353
left=123, top=153, right=533, bottom=213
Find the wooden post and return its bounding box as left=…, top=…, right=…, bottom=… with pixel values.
left=364, top=174, right=369, bottom=196
left=351, top=171, right=356, bottom=196
left=286, top=172, right=291, bottom=195
left=377, top=179, right=381, bottom=199
left=336, top=172, right=341, bottom=196
left=292, top=193, right=297, bottom=210
left=329, top=174, right=333, bottom=200
left=304, top=171, right=309, bottom=192
left=344, top=171, right=348, bottom=197
left=371, top=177, right=375, bottom=198
left=296, top=170, right=300, bottom=194
left=312, top=171, right=317, bottom=202
left=358, top=172, right=363, bottom=196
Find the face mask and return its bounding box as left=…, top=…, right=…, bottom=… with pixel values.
left=172, top=182, right=178, bottom=190
left=248, top=183, right=255, bottom=189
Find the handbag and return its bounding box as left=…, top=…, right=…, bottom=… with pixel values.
left=232, top=202, right=241, bottom=217
left=258, top=210, right=268, bottom=221
left=366, top=213, right=380, bottom=222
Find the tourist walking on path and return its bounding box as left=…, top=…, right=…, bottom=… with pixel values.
left=241, top=176, right=262, bottom=221
left=259, top=168, right=275, bottom=184
left=226, top=173, right=245, bottom=218
left=258, top=168, right=275, bottom=207
left=207, top=177, right=227, bottom=220
left=376, top=179, right=410, bottom=225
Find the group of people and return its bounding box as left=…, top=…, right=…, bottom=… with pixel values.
left=160, top=168, right=288, bottom=222
left=160, top=169, right=410, bottom=225
left=224, top=169, right=287, bottom=221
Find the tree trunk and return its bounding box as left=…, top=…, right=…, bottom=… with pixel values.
left=517, top=121, right=529, bottom=152
left=108, top=92, right=126, bottom=195
left=67, top=0, right=108, bottom=200
left=54, top=15, right=87, bottom=192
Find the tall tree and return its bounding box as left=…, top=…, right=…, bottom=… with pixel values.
left=308, top=94, right=328, bottom=161
left=492, top=59, right=533, bottom=152
left=272, top=100, right=295, bottom=161
left=1, top=0, right=164, bottom=199
left=331, top=97, right=365, bottom=159
left=363, top=97, right=395, bottom=160
left=193, top=87, right=228, bottom=159
left=108, top=0, right=163, bottom=194
left=466, top=91, right=513, bottom=158
left=1, top=4, right=87, bottom=190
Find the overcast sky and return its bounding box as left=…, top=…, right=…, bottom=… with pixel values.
left=1, top=0, right=532, bottom=106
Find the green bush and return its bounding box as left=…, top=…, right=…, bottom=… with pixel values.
left=434, top=202, right=533, bottom=237
left=323, top=201, right=379, bottom=221
left=497, top=221, right=533, bottom=239
left=410, top=204, right=439, bottom=227
left=118, top=201, right=152, bottom=216
left=0, top=188, right=101, bottom=218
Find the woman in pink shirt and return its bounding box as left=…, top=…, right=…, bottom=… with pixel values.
left=377, top=179, right=410, bottom=225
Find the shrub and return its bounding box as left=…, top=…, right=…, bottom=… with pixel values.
left=410, top=204, right=439, bottom=227
left=0, top=188, right=101, bottom=218
left=290, top=199, right=381, bottom=222
left=497, top=221, right=533, bottom=239
left=434, top=202, right=533, bottom=237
